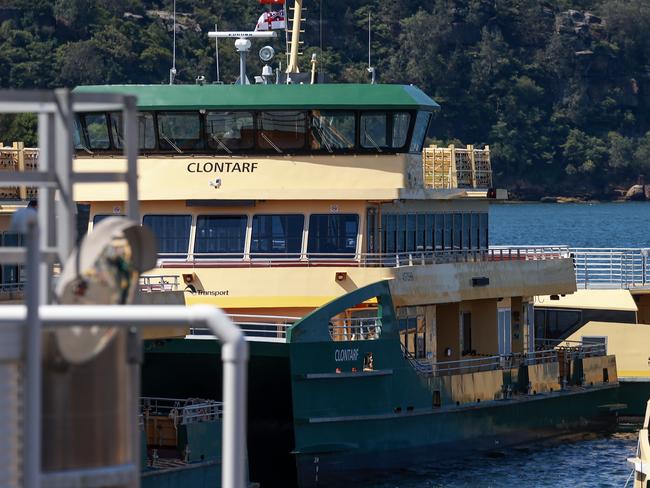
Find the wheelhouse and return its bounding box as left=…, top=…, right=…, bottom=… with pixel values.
left=73, top=84, right=437, bottom=156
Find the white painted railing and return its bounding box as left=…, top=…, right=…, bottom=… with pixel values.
left=404, top=339, right=605, bottom=377
left=188, top=314, right=298, bottom=341
left=149, top=246, right=570, bottom=270
left=569, top=248, right=650, bottom=289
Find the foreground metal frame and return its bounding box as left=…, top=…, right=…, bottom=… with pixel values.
left=0, top=305, right=248, bottom=488
left=0, top=89, right=249, bottom=488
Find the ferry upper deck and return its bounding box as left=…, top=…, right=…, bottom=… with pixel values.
left=70, top=83, right=491, bottom=202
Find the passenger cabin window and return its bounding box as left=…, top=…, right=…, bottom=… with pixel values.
left=409, top=111, right=432, bottom=153
left=251, top=214, right=303, bottom=257
left=158, top=112, right=202, bottom=151
left=257, top=111, right=307, bottom=152
left=143, top=215, right=191, bottom=259
left=84, top=114, right=110, bottom=150
left=307, top=214, right=358, bottom=258
left=206, top=111, right=254, bottom=152
left=310, top=111, right=355, bottom=151
left=194, top=215, right=248, bottom=258
left=73, top=117, right=86, bottom=151
left=392, top=112, right=411, bottom=148
left=378, top=212, right=489, bottom=254
left=360, top=112, right=388, bottom=149
left=109, top=112, right=156, bottom=150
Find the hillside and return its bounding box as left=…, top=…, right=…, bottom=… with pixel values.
left=2, top=0, right=650, bottom=199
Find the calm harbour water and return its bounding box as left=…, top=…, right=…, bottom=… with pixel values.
left=363, top=202, right=649, bottom=487
left=489, top=201, right=650, bottom=248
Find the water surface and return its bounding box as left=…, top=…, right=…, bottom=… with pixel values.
left=490, top=202, right=650, bottom=248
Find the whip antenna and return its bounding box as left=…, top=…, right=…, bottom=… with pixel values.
left=170, top=0, right=177, bottom=84
left=367, top=12, right=375, bottom=84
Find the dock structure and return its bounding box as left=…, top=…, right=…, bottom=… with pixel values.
left=0, top=90, right=248, bottom=488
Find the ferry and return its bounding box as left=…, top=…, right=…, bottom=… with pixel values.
left=0, top=6, right=622, bottom=488
left=67, top=95, right=621, bottom=488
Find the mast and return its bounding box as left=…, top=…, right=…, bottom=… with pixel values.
left=286, top=0, right=303, bottom=74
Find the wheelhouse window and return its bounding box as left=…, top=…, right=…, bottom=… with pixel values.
left=206, top=111, right=254, bottom=152
left=310, top=111, right=355, bottom=151
left=257, top=111, right=307, bottom=152
left=109, top=112, right=156, bottom=150
left=392, top=112, right=411, bottom=148
left=73, top=116, right=86, bottom=151
left=194, top=215, right=248, bottom=258
left=143, top=215, right=191, bottom=259
left=83, top=114, right=110, bottom=150
left=409, top=111, right=432, bottom=153
left=157, top=112, right=202, bottom=151
left=307, top=214, right=358, bottom=257
left=360, top=112, right=388, bottom=149
left=251, top=214, right=303, bottom=257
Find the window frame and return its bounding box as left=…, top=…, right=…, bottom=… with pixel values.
left=73, top=109, right=425, bottom=155
left=156, top=111, right=205, bottom=153
left=193, top=214, right=249, bottom=259
left=306, top=213, right=359, bottom=259
left=204, top=110, right=256, bottom=153
left=143, top=214, right=193, bottom=260
left=250, top=213, right=305, bottom=259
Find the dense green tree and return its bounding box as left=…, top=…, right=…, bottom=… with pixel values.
left=2, top=0, right=650, bottom=198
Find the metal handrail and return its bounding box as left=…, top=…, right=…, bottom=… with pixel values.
left=140, top=274, right=180, bottom=292
left=150, top=246, right=571, bottom=269
left=569, top=247, right=650, bottom=289
left=329, top=317, right=382, bottom=341
left=403, top=339, right=604, bottom=378
left=188, top=314, right=298, bottom=340
left=140, top=396, right=223, bottom=425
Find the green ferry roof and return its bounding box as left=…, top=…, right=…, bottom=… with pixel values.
left=73, top=83, right=439, bottom=111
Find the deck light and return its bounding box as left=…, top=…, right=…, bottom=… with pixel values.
left=259, top=45, right=275, bottom=63
left=336, top=272, right=347, bottom=282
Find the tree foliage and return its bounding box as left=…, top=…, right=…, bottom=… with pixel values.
left=2, top=0, right=650, bottom=197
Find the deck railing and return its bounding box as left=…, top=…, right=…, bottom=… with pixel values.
left=188, top=314, right=298, bottom=341
left=0, top=142, right=39, bottom=200
left=147, top=246, right=570, bottom=271
left=404, top=339, right=604, bottom=378
left=329, top=317, right=382, bottom=341
left=140, top=397, right=223, bottom=425
left=569, top=248, right=650, bottom=289
left=140, top=274, right=180, bottom=292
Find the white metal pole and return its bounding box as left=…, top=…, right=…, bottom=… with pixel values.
left=23, top=214, right=41, bottom=488
left=215, top=23, right=220, bottom=83
left=53, top=89, right=75, bottom=263
left=37, top=112, right=55, bottom=304
left=123, top=96, right=139, bottom=222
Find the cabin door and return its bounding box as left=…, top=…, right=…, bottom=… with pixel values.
left=497, top=308, right=512, bottom=356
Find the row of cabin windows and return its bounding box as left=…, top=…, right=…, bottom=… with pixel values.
left=94, top=213, right=359, bottom=258
left=0, top=233, right=24, bottom=286
left=373, top=212, right=489, bottom=254
left=75, top=110, right=432, bottom=155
